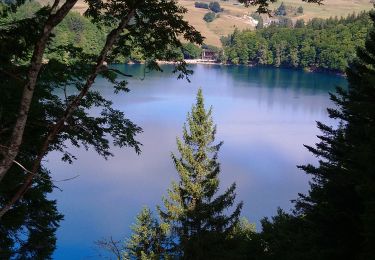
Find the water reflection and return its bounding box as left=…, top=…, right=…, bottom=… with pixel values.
left=48, top=64, right=346, bottom=259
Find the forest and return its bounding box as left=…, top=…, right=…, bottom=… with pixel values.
left=1, top=0, right=375, bottom=259
left=221, top=12, right=372, bottom=72
left=8, top=2, right=372, bottom=73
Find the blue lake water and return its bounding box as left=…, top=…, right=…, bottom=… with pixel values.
left=48, top=64, right=347, bottom=259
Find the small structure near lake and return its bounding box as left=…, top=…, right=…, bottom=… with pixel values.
left=201, top=49, right=218, bottom=61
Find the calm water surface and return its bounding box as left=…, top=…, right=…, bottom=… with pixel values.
left=48, top=65, right=347, bottom=259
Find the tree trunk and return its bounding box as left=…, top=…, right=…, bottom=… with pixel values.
left=0, top=0, right=78, bottom=182
left=0, top=7, right=138, bottom=219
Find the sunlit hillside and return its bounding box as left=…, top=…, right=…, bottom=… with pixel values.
left=70, top=0, right=374, bottom=46
left=178, top=0, right=373, bottom=46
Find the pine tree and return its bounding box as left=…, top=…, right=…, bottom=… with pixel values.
left=297, top=6, right=303, bottom=14
left=159, top=89, right=243, bottom=259
left=343, top=13, right=375, bottom=258
left=294, top=19, right=305, bottom=28
left=275, top=2, right=287, bottom=16
left=125, top=207, right=168, bottom=260
left=290, top=10, right=375, bottom=259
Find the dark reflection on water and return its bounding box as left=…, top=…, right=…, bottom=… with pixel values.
left=48, top=64, right=347, bottom=259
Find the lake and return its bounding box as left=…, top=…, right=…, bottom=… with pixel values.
left=48, top=64, right=347, bottom=259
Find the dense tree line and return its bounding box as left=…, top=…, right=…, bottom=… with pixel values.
left=222, top=12, right=371, bottom=72
left=17, top=2, right=370, bottom=73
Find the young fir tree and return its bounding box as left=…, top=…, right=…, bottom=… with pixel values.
left=125, top=207, right=168, bottom=260
left=159, top=89, right=243, bottom=259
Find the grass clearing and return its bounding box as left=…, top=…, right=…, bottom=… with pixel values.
left=71, top=0, right=373, bottom=47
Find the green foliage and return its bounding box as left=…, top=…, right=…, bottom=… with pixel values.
left=84, top=0, right=203, bottom=75
left=0, top=42, right=142, bottom=258
left=0, top=0, right=203, bottom=257
left=182, top=42, right=202, bottom=59
left=0, top=100, right=63, bottom=259
left=208, top=1, right=222, bottom=13
left=194, top=2, right=208, bottom=9
left=2, top=0, right=40, bottom=20
left=256, top=15, right=264, bottom=29
left=0, top=149, right=63, bottom=259
left=0, top=3, right=63, bottom=258
left=238, top=0, right=323, bottom=15
left=0, top=62, right=62, bottom=259
left=222, top=12, right=371, bottom=72
left=231, top=217, right=257, bottom=240
left=256, top=9, right=375, bottom=260
left=278, top=16, right=293, bottom=28
left=297, top=6, right=303, bottom=14
left=216, top=217, right=265, bottom=259
left=203, top=11, right=216, bottom=23
left=294, top=18, right=305, bottom=28
left=0, top=165, right=63, bottom=259
left=275, top=2, right=286, bottom=16
left=124, top=207, right=168, bottom=260
left=259, top=209, right=309, bottom=260
left=159, top=89, right=243, bottom=259
left=296, top=10, right=375, bottom=259
left=0, top=1, right=105, bottom=61
left=0, top=2, right=49, bottom=64
left=50, top=11, right=107, bottom=56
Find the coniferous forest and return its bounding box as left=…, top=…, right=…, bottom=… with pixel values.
left=1, top=0, right=375, bottom=259
left=221, top=12, right=372, bottom=72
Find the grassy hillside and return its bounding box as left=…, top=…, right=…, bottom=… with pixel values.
left=280, top=0, right=373, bottom=20
left=180, top=0, right=373, bottom=46
left=70, top=0, right=373, bottom=47
left=180, top=0, right=252, bottom=46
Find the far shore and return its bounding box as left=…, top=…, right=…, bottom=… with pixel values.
left=156, top=59, right=220, bottom=65
left=126, top=60, right=345, bottom=76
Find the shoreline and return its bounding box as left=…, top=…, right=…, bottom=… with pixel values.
left=125, top=60, right=345, bottom=77
left=156, top=59, right=220, bottom=65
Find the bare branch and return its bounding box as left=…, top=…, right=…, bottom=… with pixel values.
left=100, top=67, right=133, bottom=78
left=13, top=159, right=79, bottom=182
left=12, top=160, right=32, bottom=174
left=53, top=175, right=80, bottom=182
left=50, top=0, right=61, bottom=13
left=95, top=236, right=124, bottom=260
